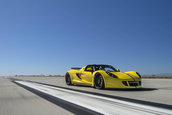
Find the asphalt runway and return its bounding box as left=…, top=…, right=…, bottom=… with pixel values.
left=0, top=77, right=72, bottom=115
left=13, top=76, right=172, bottom=105
left=1, top=76, right=172, bottom=115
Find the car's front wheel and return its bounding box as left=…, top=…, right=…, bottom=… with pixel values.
left=65, top=73, right=72, bottom=85
left=94, top=73, right=105, bottom=89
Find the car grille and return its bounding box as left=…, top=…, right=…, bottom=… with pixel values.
left=122, top=81, right=141, bottom=86
left=128, top=81, right=139, bottom=86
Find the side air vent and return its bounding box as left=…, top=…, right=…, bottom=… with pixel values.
left=76, top=73, right=81, bottom=79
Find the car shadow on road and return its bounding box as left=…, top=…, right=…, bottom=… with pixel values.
left=71, top=84, right=158, bottom=91
left=72, top=84, right=91, bottom=88
left=104, top=87, right=158, bottom=91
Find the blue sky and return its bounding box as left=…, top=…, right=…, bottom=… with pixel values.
left=0, top=0, right=172, bottom=75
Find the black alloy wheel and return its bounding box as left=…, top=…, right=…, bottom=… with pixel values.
left=94, top=74, right=105, bottom=89
left=65, top=73, right=72, bottom=85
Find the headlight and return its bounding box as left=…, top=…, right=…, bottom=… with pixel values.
left=136, top=72, right=141, bottom=78
left=106, top=71, right=118, bottom=78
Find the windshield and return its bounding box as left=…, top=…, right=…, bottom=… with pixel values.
left=95, top=65, right=117, bottom=72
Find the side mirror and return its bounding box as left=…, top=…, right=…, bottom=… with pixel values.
left=87, top=67, right=93, bottom=72
left=117, top=69, right=120, bottom=72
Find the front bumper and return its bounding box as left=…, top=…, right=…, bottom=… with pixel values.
left=105, top=77, right=142, bottom=88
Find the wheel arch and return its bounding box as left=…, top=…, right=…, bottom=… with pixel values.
left=93, top=71, right=107, bottom=88
left=65, top=71, right=74, bottom=84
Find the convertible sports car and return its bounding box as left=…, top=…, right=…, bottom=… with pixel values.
left=65, top=64, right=142, bottom=89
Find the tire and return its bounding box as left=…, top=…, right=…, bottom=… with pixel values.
left=65, top=73, right=72, bottom=85
left=94, top=73, right=105, bottom=89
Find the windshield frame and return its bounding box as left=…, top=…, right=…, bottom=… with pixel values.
left=94, top=65, right=117, bottom=72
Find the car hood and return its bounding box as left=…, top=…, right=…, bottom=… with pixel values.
left=110, top=72, right=138, bottom=80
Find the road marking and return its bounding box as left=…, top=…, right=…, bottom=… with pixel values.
left=15, top=81, right=172, bottom=115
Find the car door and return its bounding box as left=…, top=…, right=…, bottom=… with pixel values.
left=80, top=66, right=94, bottom=85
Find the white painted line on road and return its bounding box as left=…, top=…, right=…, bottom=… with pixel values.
left=15, top=81, right=172, bottom=115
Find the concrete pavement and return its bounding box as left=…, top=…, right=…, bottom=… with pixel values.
left=13, top=76, right=172, bottom=105
left=1, top=76, right=172, bottom=115
left=15, top=80, right=172, bottom=115
left=0, top=77, right=72, bottom=115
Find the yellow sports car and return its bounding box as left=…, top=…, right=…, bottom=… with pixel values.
left=65, top=64, right=142, bottom=89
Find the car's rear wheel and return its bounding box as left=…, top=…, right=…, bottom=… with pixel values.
left=94, top=73, right=105, bottom=89
left=65, top=73, right=72, bottom=85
